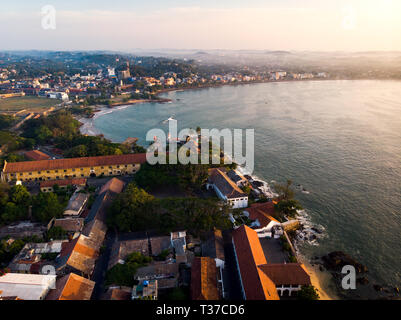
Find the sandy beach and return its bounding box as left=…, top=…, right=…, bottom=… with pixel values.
left=298, top=256, right=339, bottom=300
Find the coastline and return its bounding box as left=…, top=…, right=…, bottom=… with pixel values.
left=298, top=255, right=339, bottom=300
left=75, top=80, right=340, bottom=302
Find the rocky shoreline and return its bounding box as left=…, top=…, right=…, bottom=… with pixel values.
left=310, top=251, right=400, bottom=300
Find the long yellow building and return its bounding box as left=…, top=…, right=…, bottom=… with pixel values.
left=1, top=153, right=147, bottom=182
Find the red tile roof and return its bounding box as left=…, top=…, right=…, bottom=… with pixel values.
left=99, top=177, right=125, bottom=195
left=191, top=257, right=220, bottom=300
left=46, top=273, right=95, bottom=300
left=232, top=225, right=279, bottom=300
left=258, top=263, right=311, bottom=286
left=40, top=178, right=87, bottom=188
left=246, top=202, right=280, bottom=228
left=24, top=150, right=51, bottom=161
left=59, top=235, right=98, bottom=275
left=3, top=153, right=147, bottom=173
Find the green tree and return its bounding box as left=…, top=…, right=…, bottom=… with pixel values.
left=297, top=285, right=320, bottom=300
left=274, top=179, right=295, bottom=201
left=46, top=226, right=68, bottom=241
left=274, top=199, right=303, bottom=218
left=9, top=185, right=31, bottom=207
left=32, top=192, right=65, bottom=223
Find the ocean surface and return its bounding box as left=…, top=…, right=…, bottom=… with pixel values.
left=91, top=80, right=401, bottom=290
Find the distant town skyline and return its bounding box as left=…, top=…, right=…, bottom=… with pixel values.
left=1, top=0, right=401, bottom=52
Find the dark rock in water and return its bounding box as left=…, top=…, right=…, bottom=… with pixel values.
left=357, top=277, right=369, bottom=285
left=322, top=251, right=368, bottom=273
left=311, top=227, right=322, bottom=234
left=252, top=180, right=264, bottom=187
left=373, top=285, right=383, bottom=292
left=244, top=175, right=252, bottom=181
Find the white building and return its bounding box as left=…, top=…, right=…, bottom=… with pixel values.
left=0, top=273, right=56, bottom=300
left=206, top=168, right=248, bottom=209
left=243, top=202, right=282, bottom=238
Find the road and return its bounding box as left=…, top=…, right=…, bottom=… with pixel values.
left=90, top=229, right=116, bottom=300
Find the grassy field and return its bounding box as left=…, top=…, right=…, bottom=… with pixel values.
left=0, top=96, right=61, bottom=113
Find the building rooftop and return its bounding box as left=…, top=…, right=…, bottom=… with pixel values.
left=53, top=218, right=84, bottom=233
left=0, top=273, right=56, bottom=300
left=40, top=178, right=86, bottom=188
left=108, top=237, right=150, bottom=270
left=191, top=257, right=220, bottom=300
left=201, top=229, right=225, bottom=262
left=258, top=263, right=311, bottom=286
left=57, top=235, right=98, bottom=275
left=245, top=202, right=280, bottom=229
left=3, top=153, right=147, bottom=173
left=99, top=177, right=126, bottom=195
left=24, top=150, right=51, bottom=161
left=208, top=168, right=246, bottom=199
left=46, top=273, right=95, bottom=300
left=232, top=225, right=280, bottom=300
left=64, top=192, right=89, bottom=216
left=150, top=236, right=172, bottom=256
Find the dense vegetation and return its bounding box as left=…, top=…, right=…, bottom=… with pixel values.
left=105, top=252, right=152, bottom=287
left=297, top=285, right=320, bottom=300
left=0, top=183, right=69, bottom=226
left=107, top=183, right=231, bottom=236
left=274, top=180, right=303, bottom=219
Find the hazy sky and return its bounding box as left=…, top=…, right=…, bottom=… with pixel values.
left=1, top=0, right=401, bottom=51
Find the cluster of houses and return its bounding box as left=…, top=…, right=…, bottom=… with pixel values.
left=0, top=148, right=311, bottom=301
left=0, top=177, right=126, bottom=300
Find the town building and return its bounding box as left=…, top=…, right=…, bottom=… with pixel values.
left=24, top=150, right=51, bottom=161
left=135, top=262, right=180, bottom=290
left=0, top=221, right=46, bottom=239
left=40, top=178, right=87, bottom=193
left=258, top=263, right=311, bottom=297
left=63, top=192, right=89, bottom=216
left=0, top=273, right=56, bottom=300
left=191, top=257, right=220, bottom=300
left=201, top=229, right=225, bottom=297
left=46, top=273, right=95, bottom=300
left=243, top=202, right=282, bottom=238
left=232, top=225, right=311, bottom=299
left=56, top=234, right=99, bottom=277
left=232, top=225, right=280, bottom=300
left=132, top=280, right=158, bottom=300
left=8, top=240, right=66, bottom=273
left=206, top=168, right=248, bottom=209
left=51, top=217, right=84, bottom=234
left=1, top=153, right=147, bottom=182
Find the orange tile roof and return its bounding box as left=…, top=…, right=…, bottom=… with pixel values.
left=99, top=177, right=125, bottom=195
left=232, top=225, right=279, bottom=300
left=246, top=202, right=280, bottom=228
left=59, top=235, right=98, bottom=275
left=24, top=150, right=51, bottom=161
left=3, top=153, right=147, bottom=173
left=191, top=257, right=220, bottom=300
left=258, top=263, right=311, bottom=286
left=47, top=273, right=95, bottom=300
left=40, top=178, right=87, bottom=188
